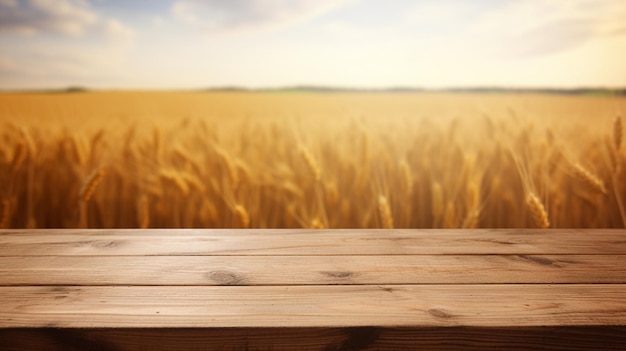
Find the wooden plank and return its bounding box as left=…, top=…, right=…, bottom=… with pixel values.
left=1, top=229, right=625, bottom=256
left=2, top=327, right=626, bottom=351
left=1, top=285, right=625, bottom=328
left=1, top=255, right=625, bottom=286
left=4, top=228, right=624, bottom=236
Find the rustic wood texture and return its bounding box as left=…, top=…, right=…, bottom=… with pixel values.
left=1, top=255, right=625, bottom=285
left=1, top=229, right=625, bottom=350
left=1, top=229, right=625, bottom=256
left=2, top=285, right=626, bottom=328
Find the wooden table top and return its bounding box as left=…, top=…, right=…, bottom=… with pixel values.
left=1, top=228, right=625, bottom=329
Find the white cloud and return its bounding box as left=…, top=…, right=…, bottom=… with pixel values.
left=472, top=0, right=626, bottom=58
left=594, top=0, right=626, bottom=36
left=0, top=0, right=135, bottom=88
left=152, top=15, right=165, bottom=27
left=172, top=0, right=351, bottom=33
left=102, top=18, right=134, bottom=46
left=404, top=1, right=473, bottom=29
left=0, top=0, right=134, bottom=43
left=0, top=0, right=97, bottom=36
left=0, top=40, right=132, bottom=88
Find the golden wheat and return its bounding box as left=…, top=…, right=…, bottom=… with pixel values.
left=526, top=193, right=550, bottom=229
left=0, top=91, right=624, bottom=229
left=310, top=217, right=325, bottom=229
left=572, top=163, right=607, bottom=194
left=80, top=168, right=105, bottom=203
left=378, top=195, right=394, bottom=229
left=299, top=145, right=321, bottom=182
left=10, top=142, right=27, bottom=172
left=399, top=160, right=413, bottom=194
left=431, top=182, right=444, bottom=227
left=138, top=196, right=150, bottom=229
left=234, top=204, right=250, bottom=228
left=615, top=116, right=622, bottom=150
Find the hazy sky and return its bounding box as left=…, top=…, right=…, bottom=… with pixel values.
left=0, top=0, right=625, bottom=89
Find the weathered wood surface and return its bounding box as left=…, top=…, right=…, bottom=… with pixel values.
left=1, top=229, right=626, bottom=256
left=1, top=255, right=625, bottom=285
left=1, top=229, right=625, bottom=350
left=1, top=285, right=626, bottom=328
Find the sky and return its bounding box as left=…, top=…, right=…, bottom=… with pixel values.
left=0, top=0, right=625, bottom=89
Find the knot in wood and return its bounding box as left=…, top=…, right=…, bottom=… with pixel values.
left=428, top=308, right=452, bottom=319
left=207, top=270, right=245, bottom=285
left=322, top=271, right=354, bottom=279
left=90, top=240, right=119, bottom=248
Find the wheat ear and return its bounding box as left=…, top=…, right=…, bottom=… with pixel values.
left=526, top=192, right=550, bottom=228
left=310, top=217, right=325, bottom=229
left=573, top=163, right=607, bottom=194
left=80, top=168, right=105, bottom=203
left=462, top=208, right=480, bottom=229
left=234, top=204, right=250, bottom=228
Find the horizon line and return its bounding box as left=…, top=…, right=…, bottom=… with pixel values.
left=1, top=85, right=625, bottom=95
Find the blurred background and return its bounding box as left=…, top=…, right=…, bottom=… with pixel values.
left=0, top=0, right=625, bottom=229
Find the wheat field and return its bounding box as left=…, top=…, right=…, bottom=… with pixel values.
left=0, top=91, right=624, bottom=229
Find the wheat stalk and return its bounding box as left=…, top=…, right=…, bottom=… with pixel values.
left=443, top=202, right=456, bottom=228
left=572, top=163, right=607, bottom=194
left=526, top=192, right=550, bottom=228
left=80, top=168, right=105, bottom=203
left=215, top=147, right=239, bottom=185
left=234, top=204, right=250, bottom=228
left=78, top=168, right=105, bottom=228
left=325, top=181, right=339, bottom=208
left=137, top=196, right=150, bottom=229
left=3, top=92, right=625, bottom=229
left=299, top=145, right=321, bottom=181
left=71, top=137, right=87, bottom=166
left=399, top=160, right=413, bottom=194
left=153, top=126, right=163, bottom=164
left=462, top=208, right=480, bottom=229
left=10, top=141, right=27, bottom=172
left=201, top=201, right=218, bottom=224
left=614, top=116, right=622, bottom=150
left=159, top=170, right=190, bottom=195
left=466, top=181, right=480, bottom=211
left=431, top=182, right=444, bottom=226
left=378, top=195, right=394, bottom=229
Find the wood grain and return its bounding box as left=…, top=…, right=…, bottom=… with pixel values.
left=2, top=327, right=626, bottom=351
left=1, top=229, right=625, bottom=256
left=2, top=229, right=625, bottom=349
left=1, top=255, right=625, bottom=286
left=1, top=285, right=625, bottom=328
